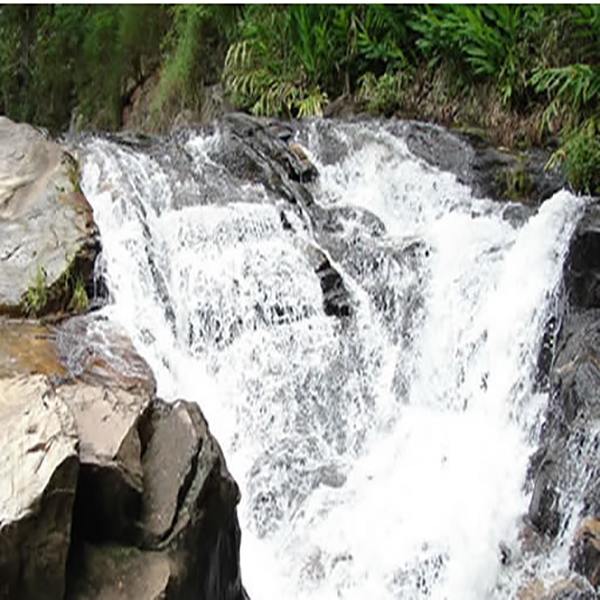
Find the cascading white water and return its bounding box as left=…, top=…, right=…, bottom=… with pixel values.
left=79, top=121, right=583, bottom=599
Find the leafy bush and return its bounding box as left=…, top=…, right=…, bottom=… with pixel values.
left=223, top=6, right=331, bottom=117
left=151, top=5, right=238, bottom=127
left=410, top=5, right=543, bottom=108
left=358, top=69, right=412, bottom=116
left=553, top=121, right=600, bottom=195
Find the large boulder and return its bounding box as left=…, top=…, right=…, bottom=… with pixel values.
left=0, top=313, right=247, bottom=600
left=66, top=397, right=245, bottom=600
left=0, top=375, right=79, bottom=600
left=0, top=117, right=99, bottom=317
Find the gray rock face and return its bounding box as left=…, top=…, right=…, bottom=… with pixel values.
left=139, top=401, right=203, bottom=544
left=527, top=202, right=600, bottom=591
left=134, top=399, right=244, bottom=600
left=0, top=117, right=99, bottom=316
left=0, top=375, right=79, bottom=600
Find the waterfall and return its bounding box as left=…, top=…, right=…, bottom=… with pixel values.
left=79, top=120, right=583, bottom=599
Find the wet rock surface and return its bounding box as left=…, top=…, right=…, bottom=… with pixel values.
left=527, top=201, right=600, bottom=591
left=394, top=120, right=565, bottom=205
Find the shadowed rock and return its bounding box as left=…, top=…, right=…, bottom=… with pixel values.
left=58, top=383, right=151, bottom=544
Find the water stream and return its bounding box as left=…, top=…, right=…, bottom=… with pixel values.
left=79, top=120, right=583, bottom=599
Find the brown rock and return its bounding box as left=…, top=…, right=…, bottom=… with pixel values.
left=0, top=318, right=65, bottom=379
left=0, top=313, right=156, bottom=395
left=570, top=516, right=600, bottom=588
left=544, top=575, right=596, bottom=599
left=0, top=375, right=79, bottom=600
left=517, top=579, right=545, bottom=600
left=518, top=575, right=596, bottom=600
left=55, top=314, right=157, bottom=396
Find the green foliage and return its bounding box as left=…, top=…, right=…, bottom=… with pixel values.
left=546, top=120, right=600, bottom=195
left=358, top=70, right=412, bottom=117
left=0, top=5, right=167, bottom=131
left=67, top=274, right=89, bottom=314
left=25, top=266, right=48, bottom=317
left=410, top=5, right=544, bottom=108
left=223, top=6, right=331, bottom=117
left=151, top=5, right=239, bottom=126
left=357, top=6, right=409, bottom=69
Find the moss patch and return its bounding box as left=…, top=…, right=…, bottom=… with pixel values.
left=495, top=160, right=535, bottom=202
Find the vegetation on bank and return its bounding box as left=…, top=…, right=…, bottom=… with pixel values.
left=2, top=4, right=600, bottom=194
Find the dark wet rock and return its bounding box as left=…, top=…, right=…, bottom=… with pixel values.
left=528, top=309, right=600, bottom=540
left=219, top=114, right=318, bottom=203
left=66, top=543, right=172, bottom=600
left=0, top=375, right=79, bottom=600
left=528, top=204, right=600, bottom=591
left=528, top=448, right=561, bottom=538
left=0, top=117, right=100, bottom=317
left=316, top=258, right=352, bottom=318
left=564, top=203, right=600, bottom=310
left=299, top=241, right=353, bottom=318
left=393, top=120, right=564, bottom=205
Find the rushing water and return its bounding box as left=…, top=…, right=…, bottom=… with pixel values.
left=79, top=120, right=583, bottom=599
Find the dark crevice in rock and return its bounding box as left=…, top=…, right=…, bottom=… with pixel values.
left=316, top=259, right=352, bottom=318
